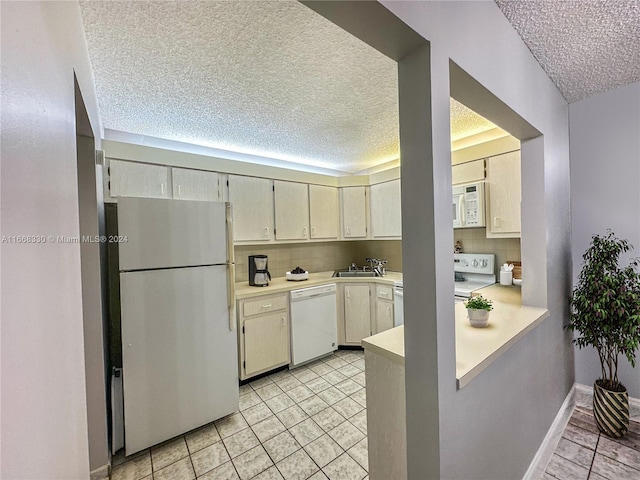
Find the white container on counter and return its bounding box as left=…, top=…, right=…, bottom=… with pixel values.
left=500, top=270, right=513, bottom=286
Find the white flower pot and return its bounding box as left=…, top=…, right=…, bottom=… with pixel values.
left=467, top=308, right=490, bottom=328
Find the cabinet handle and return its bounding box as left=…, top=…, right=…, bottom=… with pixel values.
left=261, top=304, right=272, bottom=309
left=303, top=227, right=307, bottom=236
left=177, top=184, right=181, bottom=197
left=311, top=226, right=316, bottom=237
left=160, top=183, right=165, bottom=195
left=346, top=287, right=350, bottom=298
left=493, top=217, right=500, bottom=228
left=264, top=227, right=269, bottom=238
left=281, top=315, right=285, bottom=328
left=346, top=226, right=350, bottom=236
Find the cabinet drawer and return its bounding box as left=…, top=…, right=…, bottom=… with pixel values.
left=242, top=294, right=288, bottom=317
left=377, top=286, right=393, bottom=300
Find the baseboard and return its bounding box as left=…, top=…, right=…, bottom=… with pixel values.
left=522, top=384, right=576, bottom=480
left=90, top=464, right=110, bottom=480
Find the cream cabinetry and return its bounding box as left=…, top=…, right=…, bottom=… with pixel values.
left=274, top=181, right=309, bottom=240
left=373, top=285, right=394, bottom=334
left=171, top=168, right=219, bottom=201
left=109, top=159, right=169, bottom=199
left=341, top=187, right=368, bottom=239
left=238, top=292, right=290, bottom=380
left=452, top=159, right=485, bottom=185
left=341, top=283, right=371, bottom=345
left=485, top=151, right=521, bottom=238
left=309, top=185, right=339, bottom=239
left=228, top=175, right=274, bottom=242
left=370, top=180, right=402, bottom=238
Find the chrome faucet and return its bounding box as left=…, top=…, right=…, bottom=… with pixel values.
left=349, top=262, right=358, bottom=272
left=365, top=258, right=388, bottom=276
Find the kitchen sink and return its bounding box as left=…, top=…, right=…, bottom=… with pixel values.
left=332, top=270, right=378, bottom=278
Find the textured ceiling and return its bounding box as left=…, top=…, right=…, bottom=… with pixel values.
left=80, top=0, right=504, bottom=174
left=80, top=1, right=639, bottom=173
left=496, top=0, right=640, bottom=103
left=450, top=99, right=504, bottom=142
left=80, top=0, right=399, bottom=174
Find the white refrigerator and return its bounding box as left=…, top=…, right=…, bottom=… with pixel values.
left=118, top=197, right=238, bottom=455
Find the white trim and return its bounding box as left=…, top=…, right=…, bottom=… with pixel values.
left=522, top=385, right=576, bottom=480
left=90, top=464, right=110, bottom=480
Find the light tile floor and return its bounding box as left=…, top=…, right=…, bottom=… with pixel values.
left=111, top=349, right=368, bottom=480
left=544, top=406, right=640, bottom=480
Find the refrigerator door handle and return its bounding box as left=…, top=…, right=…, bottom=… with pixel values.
left=225, top=202, right=235, bottom=264
left=225, top=202, right=236, bottom=331
left=227, top=263, right=236, bottom=331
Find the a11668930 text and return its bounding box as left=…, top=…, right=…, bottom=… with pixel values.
left=1, top=235, right=128, bottom=244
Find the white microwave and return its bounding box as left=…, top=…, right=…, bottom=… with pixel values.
left=453, top=182, right=485, bottom=228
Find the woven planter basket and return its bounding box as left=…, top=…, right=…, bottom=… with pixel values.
left=593, top=380, right=629, bottom=438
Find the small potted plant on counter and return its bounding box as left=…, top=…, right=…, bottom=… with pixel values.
left=464, top=294, right=493, bottom=328
left=568, top=231, right=640, bottom=438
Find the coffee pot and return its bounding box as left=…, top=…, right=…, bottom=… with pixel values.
left=249, top=255, right=271, bottom=287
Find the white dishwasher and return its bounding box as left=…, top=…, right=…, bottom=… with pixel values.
left=290, top=283, right=337, bottom=366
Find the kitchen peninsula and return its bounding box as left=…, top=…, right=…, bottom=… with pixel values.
left=362, top=284, right=549, bottom=480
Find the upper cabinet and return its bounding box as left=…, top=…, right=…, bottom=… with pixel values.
left=370, top=179, right=402, bottom=238
left=274, top=181, right=309, bottom=240
left=109, top=160, right=169, bottom=199
left=341, top=187, right=368, bottom=239
left=309, top=185, right=339, bottom=240
left=485, top=151, right=521, bottom=238
left=452, top=159, right=485, bottom=185
left=172, top=168, right=219, bottom=201
left=228, top=175, right=274, bottom=242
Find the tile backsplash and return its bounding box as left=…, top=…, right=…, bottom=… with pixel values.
left=234, top=240, right=403, bottom=283
left=234, top=233, right=514, bottom=284
left=235, top=242, right=361, bottom=282
left=454, top=228, right=521, bottom=273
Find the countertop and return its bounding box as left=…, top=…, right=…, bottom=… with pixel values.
left=362, top=325, right=405, bottom=365
left=456, top=284, right=548, bottom=388
left=235, top=271, right=403, bottom=299
left=361, top=283, right=549, bottom=389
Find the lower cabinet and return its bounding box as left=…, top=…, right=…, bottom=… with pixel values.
left=341, top=283, right=372, bottom=346
left=374, top=285, right=394, bottom=334
left=339, top=282, right=396, bottom=346
left=238, top=292, right=290, bottom=381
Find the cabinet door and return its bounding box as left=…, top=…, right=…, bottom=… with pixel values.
left=243, top=312, right=289, bottom=376
left=109, top=160, right=169, bottom=198
left=172, top=168, right=219, bottom=201
left=452, top=159, right=485, bottom=185
left=486, top=151, right=521, bottom=237
left=370, top=180, right=401, bottom=238
left=309, top=185, right=339, bottom=239
left=344, top=285, right=371, bottom=344
left=228, top=175, right=274, bottom=242
left=342, top=187, right=367, bottom=238
left=375, top=299, right=394, bottom=334
left=274, top=181, right=309, bottom=240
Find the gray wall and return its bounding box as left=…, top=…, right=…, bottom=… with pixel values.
left=1, top=1, right=102, bottom=478
left=569, top=81, right=640, bottom=397
left=383, top=2, right=573, bottom=478
left=76, top=128, right=109, bottom=471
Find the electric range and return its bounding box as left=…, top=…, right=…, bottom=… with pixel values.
left=454, top=253, right=496, bottom=301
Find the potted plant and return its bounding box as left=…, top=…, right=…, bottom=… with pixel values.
left=568, top=231, right=640, bottom=438
left=464, top=294, right=493, bottom=328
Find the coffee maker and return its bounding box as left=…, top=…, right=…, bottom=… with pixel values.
left=249, top=255, right=271, bottom=287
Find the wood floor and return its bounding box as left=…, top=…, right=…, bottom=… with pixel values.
left=543, top=406, right=640, bottom=480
